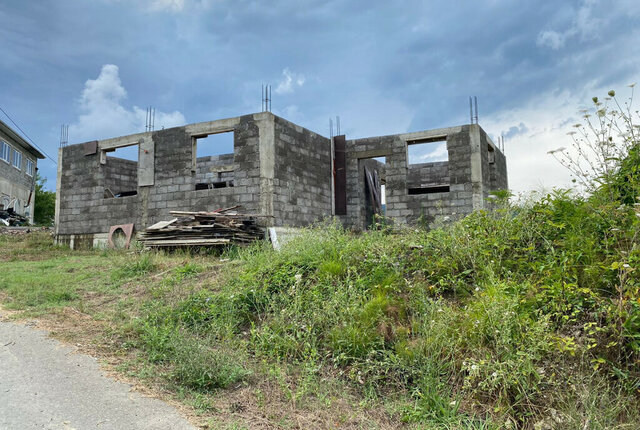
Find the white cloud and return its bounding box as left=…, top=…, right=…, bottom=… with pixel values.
left=480, top=80, right=640, bottom=194
left=69, top=64, right=186, bottom=143
left=409, top=142, right=448, bottom=164
left=482, top=90, right=580, bottom=192
left=536, top=0, right=601, bottom=50
left=274, top=68, right=305, bottom=95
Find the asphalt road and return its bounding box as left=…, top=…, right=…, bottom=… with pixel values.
left=0, top=319, right=197, bottom=430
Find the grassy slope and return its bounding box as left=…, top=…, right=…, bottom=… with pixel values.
left=1, top=192, right=640, bottom=429
left=0, top=234, right=392, bottom=429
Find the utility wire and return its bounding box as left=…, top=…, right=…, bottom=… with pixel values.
left=0, top=105, right=57, bottom=165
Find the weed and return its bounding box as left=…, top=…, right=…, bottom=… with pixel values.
left=112, top=253, right=157, bottom=280
left=171, top=339, right=250, bottom=391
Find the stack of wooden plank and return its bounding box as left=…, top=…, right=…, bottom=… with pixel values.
left=138, top=206, right=264, bottom=247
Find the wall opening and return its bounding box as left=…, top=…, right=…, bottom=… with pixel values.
left=407, top=137, right=448, bottom=165
left=358, top=156, right=387, bottom=229
left=372, top=157, right=387, bottom=215
left=107, top=144, right=138, bottom=162
left=104, top=144, right=139, bottom=198
left=193, top=131, right=235, bottom=190
left=407, top=136, right=450, bottom=195
left=408, top=185, right=450, bottom=195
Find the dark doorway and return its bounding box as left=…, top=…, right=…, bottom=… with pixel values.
left=359, top=157, right=386, bottom=229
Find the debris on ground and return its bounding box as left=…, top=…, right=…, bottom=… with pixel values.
left=138, top=206, right=264, bottom=247
left=0, top=209, right=28, bottom=226
left=0, top=226, right=52, bottom=236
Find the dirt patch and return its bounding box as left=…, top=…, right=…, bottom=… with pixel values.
left=205, top=377, right=399, bottom=429
left=0, top=302, right=21, bottom=321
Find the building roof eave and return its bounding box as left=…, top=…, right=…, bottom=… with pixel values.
left=0, top=118, right=45, bottom=159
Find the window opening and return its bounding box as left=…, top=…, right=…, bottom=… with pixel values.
left=408, top=185, right=450, bottom=195
left=26, top=159, right=34, bottom=176
left=104, top=144, right=138, bottom=198
left=107, top=144, right=138, bottom=162
left=488, top=143, right=495, bottom=164
left=407, top=136, right=450, bottom=195
left=194, top=131, right=235, bottom=190
left=407, top=137, right=447, bottom=165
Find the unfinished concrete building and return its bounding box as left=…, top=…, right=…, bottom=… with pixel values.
left=54, top=112, right=507, bottom=248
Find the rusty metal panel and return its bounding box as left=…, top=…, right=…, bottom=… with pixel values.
left=83, top=141, right=98, bottom=156
left=333, top=135, right=347, bottom=215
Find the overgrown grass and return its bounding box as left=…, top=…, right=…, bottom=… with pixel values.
left=127, top=189, right=640, bottom=427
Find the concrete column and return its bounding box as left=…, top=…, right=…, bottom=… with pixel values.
left=256, top=114, right=275, bottom=222
left=469, top=124, right=485, bottom=210
left=54, top=147, right=63, bottom=234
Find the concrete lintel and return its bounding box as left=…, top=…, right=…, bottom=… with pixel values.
left=399, top=125, right=463, bottom=142
left=351, top=148, right=392, bottom=159
left=185, top=117, right=241, bottom=137
left=100, top=133, right=150, bottom=150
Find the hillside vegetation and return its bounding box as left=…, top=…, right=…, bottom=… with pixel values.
left=133, top=186, right=639, bottom=428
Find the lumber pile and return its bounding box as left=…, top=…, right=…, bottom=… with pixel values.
left=138, top=206, right=264, bottom=247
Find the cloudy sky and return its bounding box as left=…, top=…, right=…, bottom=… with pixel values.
left=1, top=0, right=639, bottom=192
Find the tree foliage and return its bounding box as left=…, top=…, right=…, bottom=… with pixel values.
left=33, top=172, right=55, bottom=225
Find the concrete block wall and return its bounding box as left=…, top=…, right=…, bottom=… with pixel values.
left=479, top=128, right=508, bottom=192
left=339, top=125, right=490, bottom=229
left=490, top=148, right=508, bottom=191
left=57, top=113, right=267, bottom=236
left=273, top=116, right=332, bottom=227
left=103, top=157, right=137, bottom=195
left=407, top=161, right=449, bottom=188
left=57, top=144, right=116, bottom=234
left=195, top=153, right=234, bottom=185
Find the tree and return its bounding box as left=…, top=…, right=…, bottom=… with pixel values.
left=33, top=172, right=55, bottom=225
